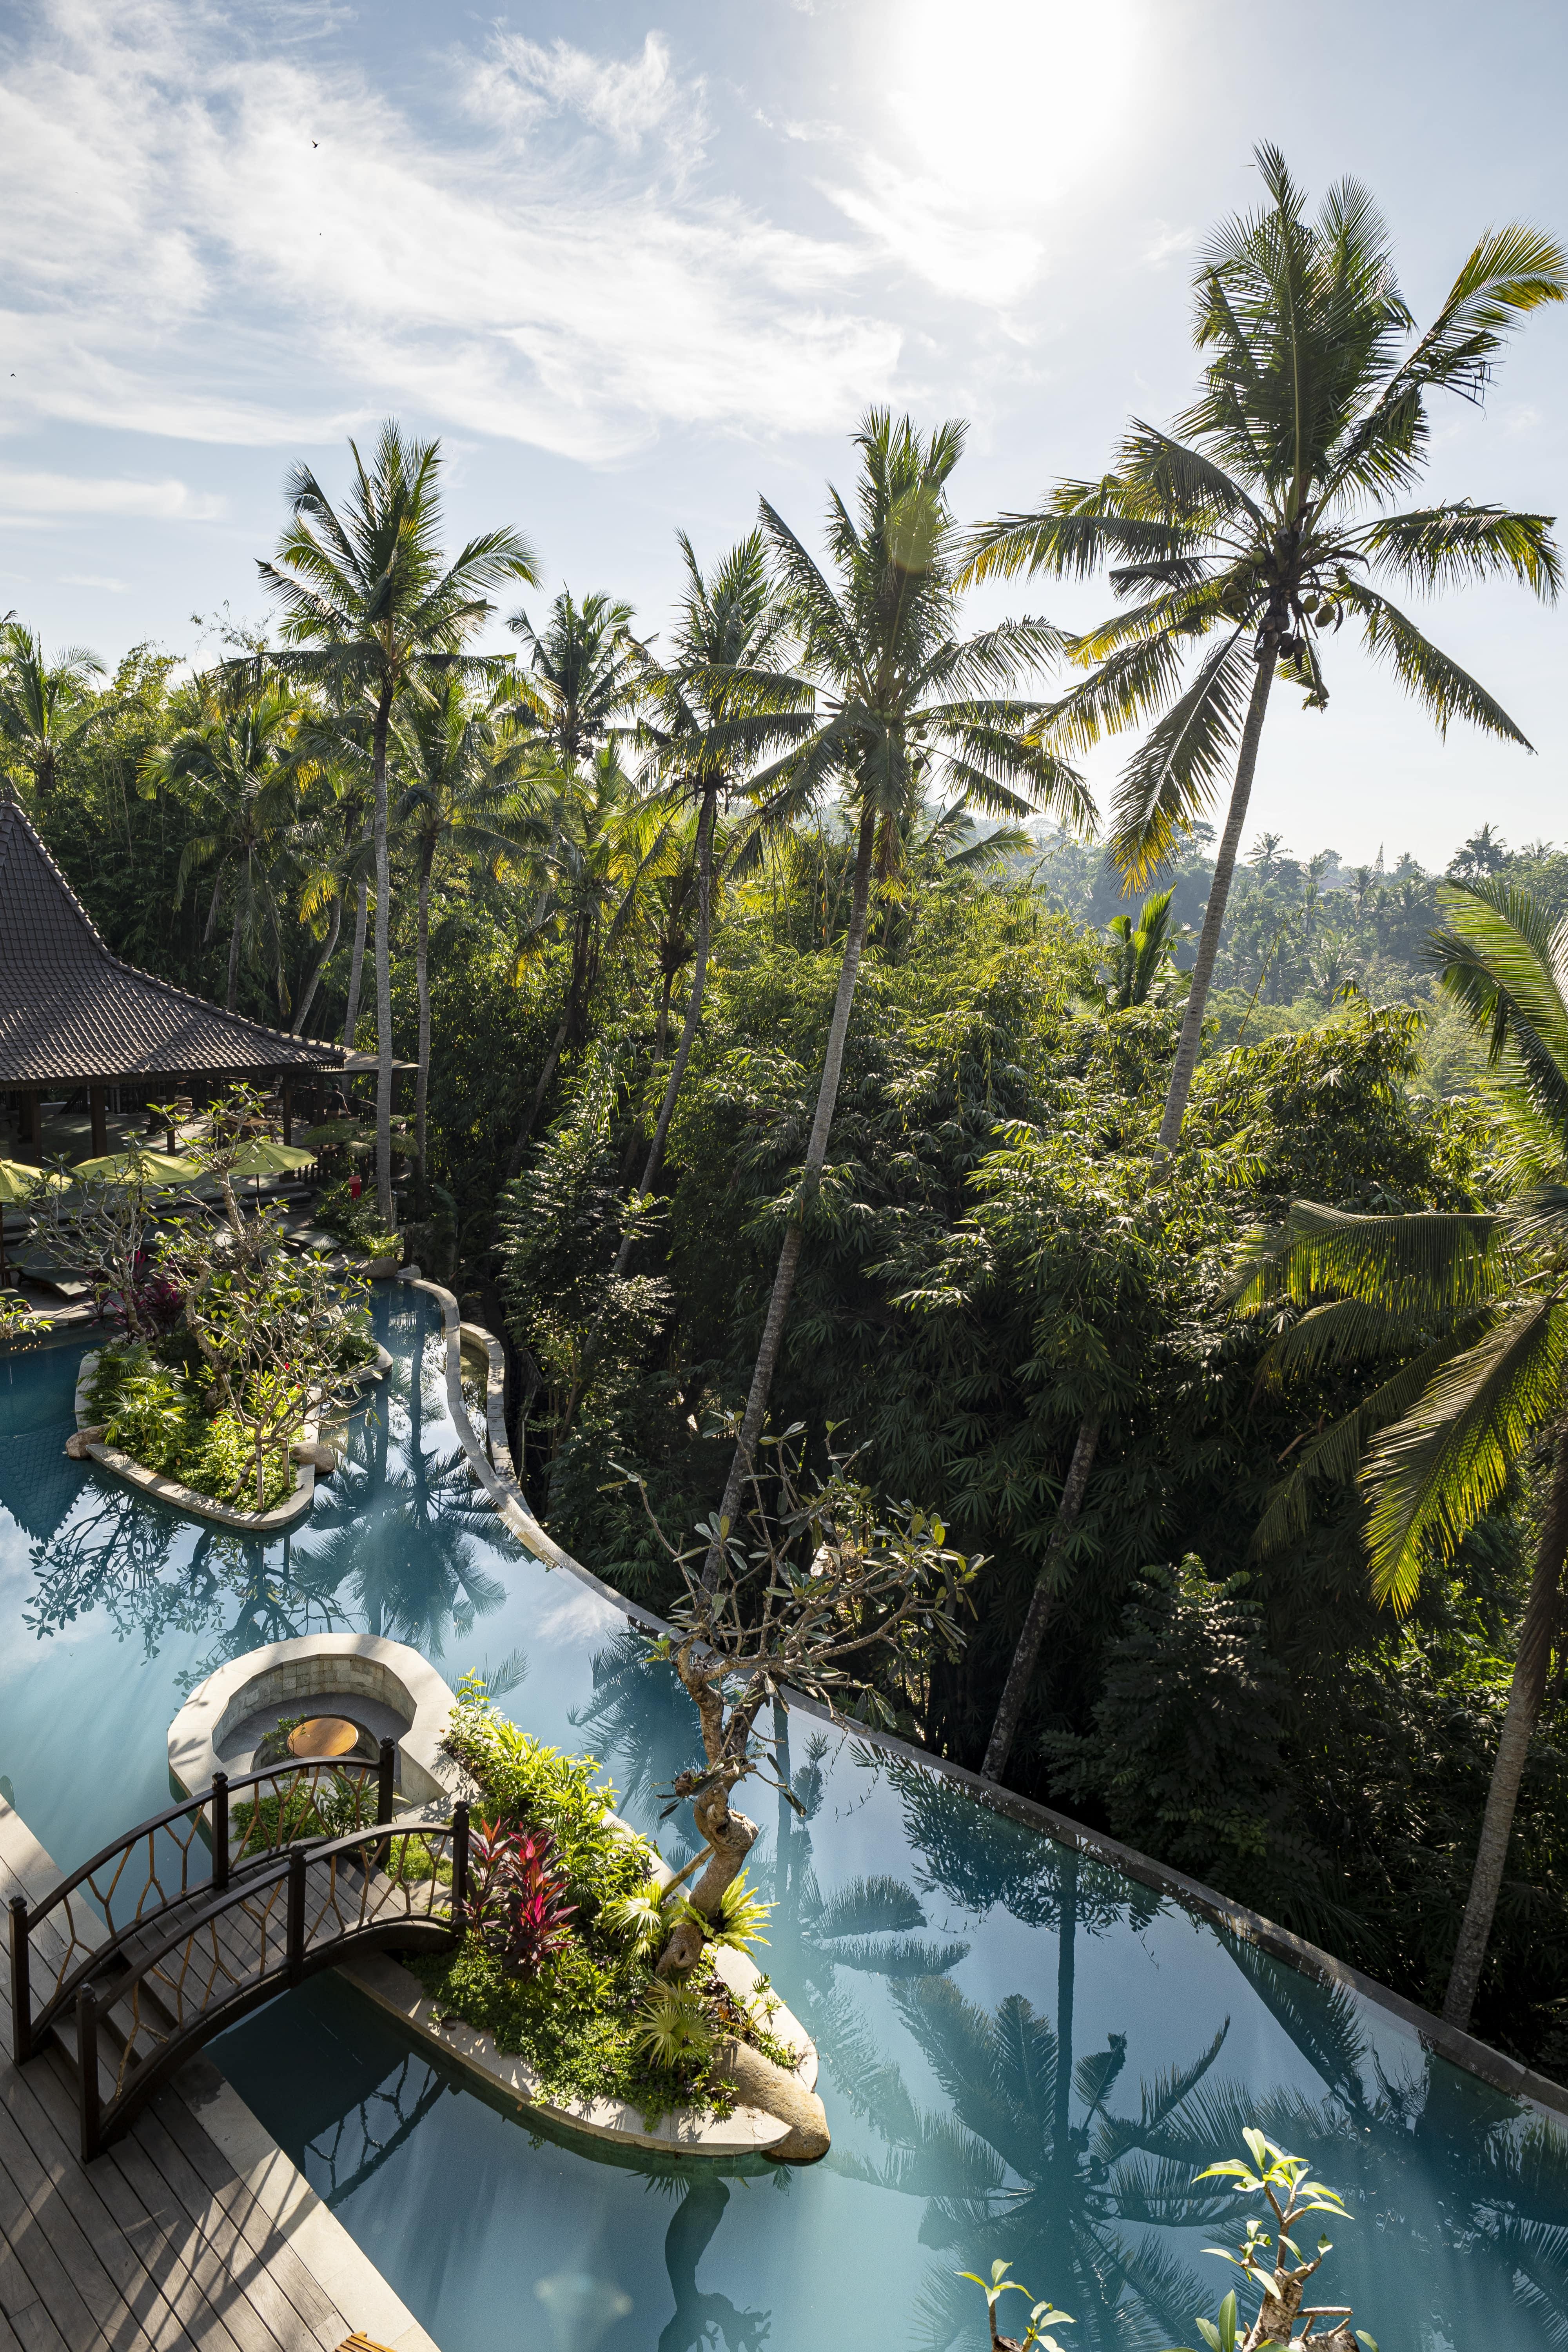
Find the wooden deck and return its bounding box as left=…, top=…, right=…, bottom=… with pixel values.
left=0, top=1800, right=439, bottom=2352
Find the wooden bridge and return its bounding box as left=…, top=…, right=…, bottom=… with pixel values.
left=7, top=1755, right=470, bottom=2163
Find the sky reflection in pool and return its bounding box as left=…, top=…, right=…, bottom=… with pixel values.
left=2, top=1292, right=1564, bottom=2351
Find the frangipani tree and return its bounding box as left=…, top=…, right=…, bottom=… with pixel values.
left=962, top=144, right=1564, bottom=1152
left=1237, top=881, right=1568, bottom=2031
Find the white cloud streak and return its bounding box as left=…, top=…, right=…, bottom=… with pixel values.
left=0, top=468, right=222, bottom=519
left=0, top=2, right=902, bottom=463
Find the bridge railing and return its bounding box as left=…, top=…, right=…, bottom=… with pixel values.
left=75, top=1805, right=470, bottom=2161
left=8, top=1742, right=398, bottom=2061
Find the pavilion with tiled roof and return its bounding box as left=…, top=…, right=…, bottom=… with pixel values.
left=0, top=796, right=345, bottom=1158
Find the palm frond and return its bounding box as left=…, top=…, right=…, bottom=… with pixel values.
left=1341, top=583, right=1532, bottom=742
left=1107, top=631, right=1254, bottom=883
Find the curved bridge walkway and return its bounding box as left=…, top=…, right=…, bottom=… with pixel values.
left=8, top=1757, right=471, bottom=2165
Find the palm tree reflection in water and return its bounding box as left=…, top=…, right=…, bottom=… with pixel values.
left=23, top=1298, right=514, bottom=1679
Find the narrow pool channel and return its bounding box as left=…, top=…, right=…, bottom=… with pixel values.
left=2, top=1291, right=1563, bottom=2351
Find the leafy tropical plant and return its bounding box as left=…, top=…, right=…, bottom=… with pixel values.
left=958, top=2261, right=1074, bottom=2352
left=1236, top=878, right=1568, bottom=2029
left=962, top=142, right=1564, bottom=1150
left=463, top=1817, right=578, bottom=1976
left=1096, top=886, right=1191, bottom=1012
left=1176, top=2132, right=1373, bottom=2352
left=0, top=621, right=110, bottom=798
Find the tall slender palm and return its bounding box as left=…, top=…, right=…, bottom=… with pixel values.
left=140, top=680, right=303, bottom=1011
left=392, top=678, right=535, bottom=1178
left=258, top=421, right=539, bottom=1224
left=702, top=408, right=1090, bottom=1582
left=504, top=742, right=667, bottom=1173
left=0, top=624, right=109, bottom=798
left=1237, top=882, right=1568, bottom=2030
left=623, top=531, right=802, bottom=1250
left=962, top=144, right=1563, bottom=1153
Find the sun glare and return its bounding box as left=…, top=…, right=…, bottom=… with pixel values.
left=884, top=0, right=1147, bottom=211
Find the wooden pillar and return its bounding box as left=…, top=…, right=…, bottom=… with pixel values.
left=22, top=1091, right=42, bottom=1163
left=89, top=1085, right=107, bottom=1157
left=281, top=1077, right=293, bottom=1145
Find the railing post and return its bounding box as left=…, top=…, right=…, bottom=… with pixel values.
left=9, top=1895, right=32, bottom=2063
left=77, top=1985, right=101, bottom=2163
left=450, top=1802, right=469, bottom=1943
left=211, top=1773, right=229, bottom=1893
left=286, top=1846, right=307, bottom=1985
left=376, top=1737, right=396, bottom=1825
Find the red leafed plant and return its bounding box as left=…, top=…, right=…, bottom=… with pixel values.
left=464, top=1817, right=576, bottom=1977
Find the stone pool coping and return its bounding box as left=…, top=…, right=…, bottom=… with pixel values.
left=338, top=1938, right=819, bottom=2161
left=404, top=1270, right=1568, bottom=2131
left=71, top=1340, right=392, bottom=1532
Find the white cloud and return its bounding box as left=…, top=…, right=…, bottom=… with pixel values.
left=60, top=571, right=130, bottom=590
left=1143, top=222, right=1195, bottom=267
left=0, top=469, right=222, bottom=519
left=0, top=3, right=901, bottom=464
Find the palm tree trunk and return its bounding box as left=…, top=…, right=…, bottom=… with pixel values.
left=292, top=893, right=342, bottom=1036
left=702, top=807, right=877, bottom=1586
left=1155, top=652, right=1275, bottom=1151
left=1443, top=1432, right=1568, bottom=2030
left=415, top=838, right=434, bottom=1183
left=343, top=873, right=369, bottom=1048
left=225, top=901, right=243, bottom=1012
left=372, top=689, right=395, bottom=1230
left=982, top=1413, right=1103, bottom=1782
left=656, top=971, right=674, bottom=1060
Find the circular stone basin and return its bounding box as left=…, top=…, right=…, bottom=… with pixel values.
left=168, top=1633, right=463, bottom=1812
left=289, top=1715, right=363, bottom=1760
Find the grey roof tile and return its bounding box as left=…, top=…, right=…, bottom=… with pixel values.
left=0, top=798, right=345, bottom=1085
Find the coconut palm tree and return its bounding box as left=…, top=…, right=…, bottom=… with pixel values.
left=506, top=588, right=643, bottom=769
left=258, top=421, right=539, bottom=1225
left=391, top=677, right=537, bottom=1180
left=1237, top=881, right=1568, bottom=2030
left=140, top=679, right=303, bottom=1011
left=961, top=144, right=1564, bottom=1153
left=0, top=623, right=109, bottom=799
left=702, top=409, right=1091, bottom=1581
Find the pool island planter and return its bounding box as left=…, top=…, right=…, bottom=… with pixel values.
left=339, top=1938, right=829, bottom=2163
left=69, top=1341, right=392, bottom=1533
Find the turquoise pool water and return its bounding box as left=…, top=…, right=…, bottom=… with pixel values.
left=2, top=1291, right=1564, bottom=2351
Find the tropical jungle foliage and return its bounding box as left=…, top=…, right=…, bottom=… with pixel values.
left=5, top=147, right=1568, bottom=2078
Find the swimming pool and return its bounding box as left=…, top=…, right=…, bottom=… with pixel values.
left=3, top=1288, right=1564, bottom=2351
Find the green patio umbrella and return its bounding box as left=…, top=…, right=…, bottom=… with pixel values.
left=0, top=1159, right=67, bottom=1289
left=225, top=1136, right=318, bottom=1210
left=71, top=1147, right=194, bottom=1184
left=226, top=1138, right=318, bottom=1178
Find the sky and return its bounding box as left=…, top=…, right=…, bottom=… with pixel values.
left=0, top=0, right=1564, bottom=869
